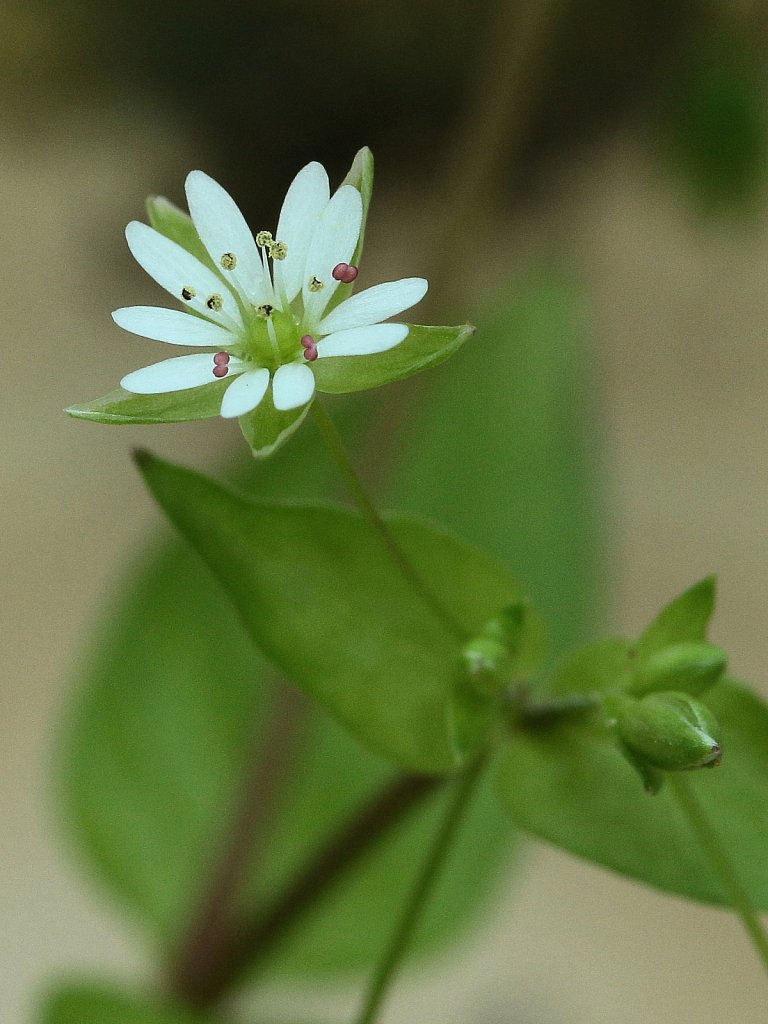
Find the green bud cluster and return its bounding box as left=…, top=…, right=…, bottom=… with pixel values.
left=460, top=603, right=526, bottom=696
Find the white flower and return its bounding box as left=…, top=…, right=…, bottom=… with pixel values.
left=114, top=163, right=428, bottom=420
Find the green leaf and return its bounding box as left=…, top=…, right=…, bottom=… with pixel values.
left=40, top=983, right=204, bottom=1024
left=391, top=272, right=600, bottom=659
left=136, top=451, right=531, bottom=773
left=65, top=383, right=228, bottom=425
left=146, top=195, right=215, bottom=271
left=313, top=324, right=474, bottom=395
left=239, top=392, right=311, bottom=459
left=634, top=576, right=716, bottom=662
left=61, top=524, right=516, bottom=976
left=551, top=637, right=633, bottom=694
left=498, top=678, right=768, bottom=907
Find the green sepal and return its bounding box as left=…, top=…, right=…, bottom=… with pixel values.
left=343, top=146, right=374, bottom=268
left=323, top=147, right=375, bottom=316
left=616, top=691, right=722, bottom=772
left=239, top=391, right=311, bottom=459
left=313, top=323, right=474, bottom=395
left=146, top=194, right=215, bottom=271
left=628, top=641, right=728, bottom=697
left=65, top=382, right=228, bottom=424
left=634, top=576, right=716, bottom=662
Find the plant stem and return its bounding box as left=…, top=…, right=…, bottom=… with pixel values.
left=312, top=400, right=466, bottom=642
left=510, top=690, right=602, bottom=730
left=168, top=683, right=308, bottom=1003
left=668, top=773, right=768, bottom=975
left=177, top=771, right=442, bottom=1008
left=353, top=758, right=486, bottom=1024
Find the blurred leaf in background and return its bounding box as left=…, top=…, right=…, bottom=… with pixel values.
left=656, top=26, right=768, bottom=215
left=391, top=271, right=600, bottom=659
left=41, top=985, right=205, bottom=1024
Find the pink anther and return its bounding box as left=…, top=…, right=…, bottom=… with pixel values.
left=332, top=262, right=348, bottom=281
left=341, top=264, right=358, bottom=283
left=212, top=364, right=229, bottom=378
left=213, top=351, right=230, bottom=366
left=301, top=334, right=319, bottom=362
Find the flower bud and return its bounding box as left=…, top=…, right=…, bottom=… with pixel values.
left=617, top=691, right=722, bottom=772
left=461, top=636, right=509, bottom=695
left=629, top=641, right=728, bottom=697
left=460, top=603, right=527, bottom=696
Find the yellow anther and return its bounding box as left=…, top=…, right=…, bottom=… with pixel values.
left=220, top=252, right=237, bottom=270
left=271, top=240, right=288, bottom=260
left=206, top=294, right=223, bottom=311
left=255, top=230, right=274, bottom=247
left=308, top=275, right=324, bottom=292
left=181, top=286, right=196, bottom=300
left=256, top=303, right=274, bottom=318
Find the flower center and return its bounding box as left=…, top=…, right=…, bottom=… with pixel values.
left=240, top=306, right=302, bottom=371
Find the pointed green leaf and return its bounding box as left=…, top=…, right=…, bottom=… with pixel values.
left=239, top=392, right=311, bottom=459
left=498, top=679, right=768, bottom=907
left=146, top=195, right=215, bottom=271
left=136, top=451, right=530, bottom=773
left=634, top=576, right=717, bottom=662
left=313, top=323, right=473, bottom=395
left=40, top=983, right=204, bottom=1024
left=65, top=382, right=227, bottom=424
left=551, top=637, right=633, bottom=694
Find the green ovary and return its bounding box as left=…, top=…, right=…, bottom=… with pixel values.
left=240, top=307, right=302, bottom=370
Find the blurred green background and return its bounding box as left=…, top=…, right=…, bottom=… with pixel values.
left=4, top=0, right=768, bottom=1021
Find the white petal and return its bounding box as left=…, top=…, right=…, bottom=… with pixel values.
left=220, top=367, right=271, bottom=418
left=316, top=323, right=409, bottom=358
left=112, top=306, right=234, bottom=347
left=318, top=278, right=428, bottom=335
left=302, top=185, right=363, bottom=327
left=185, top=170, right=271, bottom=306
left=125, top=221, right=243, bottom=332
left=272, top=361, right=316, bottom=411
left=274, top=162, right=330, bottom=305
left=120, top=353, right=244, bottom=394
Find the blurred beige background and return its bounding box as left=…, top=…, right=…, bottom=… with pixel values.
left=3, top=91, right=768, bottom=1023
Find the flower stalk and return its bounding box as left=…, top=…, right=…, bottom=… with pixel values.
left=354, top=757, right=486, bottom=1024
left=311, top=400, right=467, bottom=642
